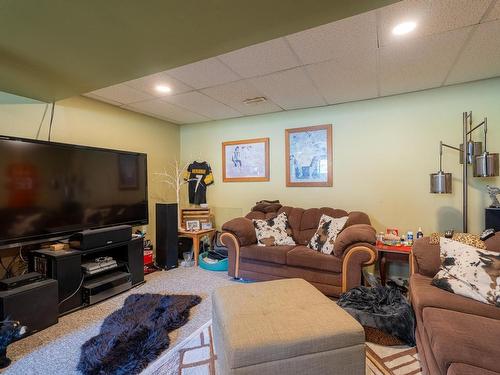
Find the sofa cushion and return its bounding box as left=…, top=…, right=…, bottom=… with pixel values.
left=240, top=245, right=295, bottom=265
left=253, top=212, right=296, bottom=246
left=447, top=363, right=500, bottom=375
left=432, top=238, right=499, bottom=306
left=308, top=214, right=348, bottom=255
left=423, top=308, right=500, bottom=374
left=410, top=274, right=499, bottom=321
left=287, top=246, right=342, bottom=273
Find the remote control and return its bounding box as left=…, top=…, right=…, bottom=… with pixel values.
left=480, top=228, right=495, bottom=241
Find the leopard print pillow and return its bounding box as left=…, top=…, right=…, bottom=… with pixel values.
left=252, top=212, right=295, bottom=246
left=308, top=214, right=348, bottom=255
left=429, top=232, right=486, bottom=249
left=432, top=238, right=499, bottom=306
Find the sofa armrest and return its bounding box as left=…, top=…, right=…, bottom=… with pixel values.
left=221, top=217, right=257, bottom=246
left=341, top=243, right=377, bottom=293
left=220, top=232, right=241, bottom=278
left=334, top=224, right=376, bottom=257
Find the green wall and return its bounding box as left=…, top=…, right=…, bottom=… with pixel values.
left=181, top=78, right=500, bottom=235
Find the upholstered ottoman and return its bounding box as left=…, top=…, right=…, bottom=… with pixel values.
left=212, top=278, right=365, bottom=375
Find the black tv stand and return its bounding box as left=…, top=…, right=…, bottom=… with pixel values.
left=29, top=238, right=144, bottom=315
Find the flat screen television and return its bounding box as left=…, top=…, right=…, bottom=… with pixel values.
left=0, top=136, right=148, bottom=246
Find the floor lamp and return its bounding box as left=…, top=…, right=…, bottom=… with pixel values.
left=430, top=111, right=499, bottom=232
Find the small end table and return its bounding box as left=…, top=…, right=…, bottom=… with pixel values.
left=178, top=228, right=217, bottom=266
left=376, top=243, right=412, bottom=285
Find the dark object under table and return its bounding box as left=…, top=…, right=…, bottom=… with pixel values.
left=376, top=244, right=412, bottom=286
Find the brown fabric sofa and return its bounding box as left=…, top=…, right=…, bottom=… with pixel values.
left=410, top=234, right=500, bottom=375
left=221, top=206, right=377, bottom=297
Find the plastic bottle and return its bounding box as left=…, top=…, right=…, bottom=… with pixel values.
left=416, top=227, right=424, bottom=239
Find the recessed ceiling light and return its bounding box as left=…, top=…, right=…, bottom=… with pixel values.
left=392, top=21, right=417, bottom=36
left=155, top=84, right=172, bottom=93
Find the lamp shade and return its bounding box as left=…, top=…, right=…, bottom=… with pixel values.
left=430, top=171, right=452, bottom=193
left=473, top=152, right=499, bottom=177
left=459, top=141, right=482, bottom=164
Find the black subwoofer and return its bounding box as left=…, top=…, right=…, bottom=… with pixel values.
left=156, top=203, right=179, bottom=270
left=0, top=279, right=58, bottom=334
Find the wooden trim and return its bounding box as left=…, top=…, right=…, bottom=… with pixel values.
left=285, top=124, right=333, bottom=187
left=341, top=245, right=377, bottom=293
left=220, top=232, right=240, bottom=277
left=222, top=137, right=269, bottom=182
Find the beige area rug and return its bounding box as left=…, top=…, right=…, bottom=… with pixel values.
left=6, top=268, right=234, bottom=375
left=145, top=321, right=422, bottom=375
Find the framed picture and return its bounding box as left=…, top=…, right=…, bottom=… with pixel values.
left=185, top=220, right=201, bottom=231
left=222, top=138, right=269, bottom=182
left=285, top=124, right=332, bottom=187
left=118, top=154, right=139, bottom=190
left=201, top=222, right=213, bottom=230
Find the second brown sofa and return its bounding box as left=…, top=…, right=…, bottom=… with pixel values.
left=221, top=206, right=377, bottom=297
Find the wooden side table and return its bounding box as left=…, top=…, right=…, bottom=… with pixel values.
left=376, top=244, right=412, bottom=286
left=178, top=228, right=217, bottom=266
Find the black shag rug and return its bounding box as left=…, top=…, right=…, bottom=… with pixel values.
left=78, top=293, right=201, bottom=375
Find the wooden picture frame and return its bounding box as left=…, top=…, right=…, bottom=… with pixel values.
left=285, top=124, right=333, bottom=187
left=222, top=138, right=270, bottom=182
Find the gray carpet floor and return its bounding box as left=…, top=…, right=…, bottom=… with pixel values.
left=5, top=267, right=235, bottom=375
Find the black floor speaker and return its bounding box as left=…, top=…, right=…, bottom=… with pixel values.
left=156, top=203, right=179, bottom=270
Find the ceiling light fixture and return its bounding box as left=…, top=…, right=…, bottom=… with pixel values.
left=392, top=21, right=417, bottom=36
left=155, top=84, right=172, bottom=93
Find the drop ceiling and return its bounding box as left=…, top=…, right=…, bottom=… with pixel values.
left=0, top=0, right=396, bottom=102
left=85, top=0, right=500, bottom=125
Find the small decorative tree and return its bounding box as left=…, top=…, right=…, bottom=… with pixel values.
left=154, top=160, right=196, bottom=227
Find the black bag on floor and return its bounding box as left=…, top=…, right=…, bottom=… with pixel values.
left=211, top=231, right=228, bottom=258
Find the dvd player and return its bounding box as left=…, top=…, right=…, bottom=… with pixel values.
left=82, top=271, right=131, bottom=305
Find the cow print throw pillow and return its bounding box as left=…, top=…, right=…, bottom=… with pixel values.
left=252, top=212, right=295, bottom=246
left=308, top=214, right=349, bottom=255
left=432, top=237, right=499, bottom=306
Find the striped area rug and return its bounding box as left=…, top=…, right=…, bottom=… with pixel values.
left=145, top=321, right=421, bottom=375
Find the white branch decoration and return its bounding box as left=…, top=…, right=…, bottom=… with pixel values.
left=154, top=160, right=197, bottom=227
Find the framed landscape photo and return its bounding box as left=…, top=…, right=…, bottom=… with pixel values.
left=222, top=138, right=269, bottom=182
left=285, top=124, right=333, bottom=187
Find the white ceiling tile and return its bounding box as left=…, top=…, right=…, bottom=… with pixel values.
left=218, top=38, right=300, bottom=78
left=379, top=27, right=471, bottom=96
left=379, top=0, right=490, bottom=46
left=446, top=20, right=500, bottom=85
left=201, top=80, right=282, bottom=116
left=306, top=49, right=378, bottom=104
left=83, top=92, right=123, bottom=106
left=484, top=0, right=500, bottom=22
left=249, top=67, right=326, bottom=110
left=124, top=71, right=193, bottom=97
left=167, top=57, right=241, bottom=89
left=88, top=84, right=153, bottom=104
left=125, top=99, right=209, bottom=124
left=163, top=91, right=241, bottom=120
left=286, top=11, right=377, bottom=65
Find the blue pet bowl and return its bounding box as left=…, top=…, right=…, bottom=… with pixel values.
left=198, top=252, right=228, bottom=271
